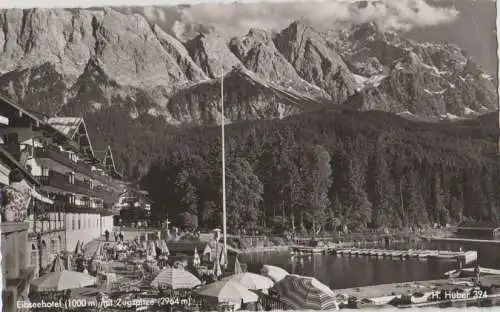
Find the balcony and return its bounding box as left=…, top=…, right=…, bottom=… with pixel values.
left=34, top=146, right=93, bottom=177
left=37, top=170, right=88, bottom=195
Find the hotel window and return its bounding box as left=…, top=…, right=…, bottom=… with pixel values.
left=50, top=240, right=56, bottom=254
left=69, top=194, right=75, bottom=205
left=4, top=133, right=19, bottom=144
left=41, top=166, right=49, bottom=177
left=72, top=218, right=75, bottom=230
left=78, top=218, right=81, bottom=230
left=31, top=244, right=37, bottom=268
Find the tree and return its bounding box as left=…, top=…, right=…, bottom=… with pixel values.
left=226, top=157, right=264, bottom=230
left=175, top=169, right=198, bottom=216
left=368, top=146, right=394, bottom=228
left=303, top=145, right=332, bottom=234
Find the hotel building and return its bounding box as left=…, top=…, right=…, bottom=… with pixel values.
left=0, top=96, right=124, bottom=271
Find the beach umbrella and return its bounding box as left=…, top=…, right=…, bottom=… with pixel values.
left=159, top=240, right=169, bottom=255
left=74, top=241, right=83, bottom=257
left=50, top=255, right=64, bottom=272
left=31, top=271, right=98, bottom=292
left=91, top=243, right=104, bottom=261
left=151, top=268, right=201, bottom=290
left=148, top=242, right=157, bottom=258
left=260, top=265, right=289, bottom=283
left=193, top=247, right=201, bottom=267
left=222, top=272, right=274, bottom=290
left=270, top=274, right=339, bottom=310
left=195, top=280, right=258, bottom=310
left=219, top=245, right=226, bottom=267
left=213, top=259, right=222, bottom=278
left=234, top=257, right=243, bottom=274
left=64, top=254, right=72, bottom=270
left=31, top=256, right=97, bottom=292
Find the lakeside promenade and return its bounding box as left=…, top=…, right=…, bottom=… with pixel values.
left=424, top=236, right=500, bottom=245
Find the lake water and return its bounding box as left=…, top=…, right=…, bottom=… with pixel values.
left=242, top=240, right=500, bottom=290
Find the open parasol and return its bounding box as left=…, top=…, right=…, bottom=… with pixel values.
left=151, top=268, right=201, bottom=290
left=195, top=280, right=258, bottom=310
left=260, top=265, right=289, bottom=283
left=222, top=272, right=274, bottom=291
left=270, top=274, right=339, bottom=310
left=30, top=256, right=97, bottom=292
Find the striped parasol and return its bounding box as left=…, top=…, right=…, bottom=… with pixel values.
left=151, top=268, right=201, bottom=290
left=270, top=275, right=339, bottom=310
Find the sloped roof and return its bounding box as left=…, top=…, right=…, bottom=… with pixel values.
left=47, top=117, right=83, bottom=138
left=103, top=145, right=117, bottom=172
left=0, top=146, right=39, bottom=186
left=457, top=221, right=500, bottom=231
left=47, top=117, right=95, bottom=158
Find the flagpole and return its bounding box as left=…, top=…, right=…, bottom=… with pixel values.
left=221, top=62, right=228, bottom=269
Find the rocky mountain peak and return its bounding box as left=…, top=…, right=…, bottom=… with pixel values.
left=228, top=28, right=330, bottom=100
left=349, top=21, right=380, bottom=41
left=274, top=20, right=357, bottom=103
left=185, top=32, right=242, bottom=79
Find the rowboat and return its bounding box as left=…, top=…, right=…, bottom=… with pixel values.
left=444, top=269, right=462, bottom=278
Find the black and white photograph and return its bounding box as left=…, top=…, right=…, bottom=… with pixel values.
left=0, top=0, right=499, bottom=311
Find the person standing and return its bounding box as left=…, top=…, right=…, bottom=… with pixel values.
left=119, top=232, right=124, bottom=242
left=105, top=230, right=110, bottom=242
left=114, top=231, right=118, bottom=242
left=474, top=263, right=481, bottom=286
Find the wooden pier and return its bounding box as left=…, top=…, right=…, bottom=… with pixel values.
left=289, top=245, right=477, bottom=264
left=332, top=247, right=477, bottom=264
left=289, top=245, right=335, bottom=254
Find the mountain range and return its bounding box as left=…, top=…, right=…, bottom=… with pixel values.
left=0, top=7, right=497, bottom=175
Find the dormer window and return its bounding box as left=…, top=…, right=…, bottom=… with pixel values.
left=41, top=167, right=49, bottom=177
left=68, top=151, right=77, bottom=162
left=67, top=172, right=75, bottom=184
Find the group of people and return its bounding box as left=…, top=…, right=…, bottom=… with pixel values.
left=104, top=229, right=124, bottom=242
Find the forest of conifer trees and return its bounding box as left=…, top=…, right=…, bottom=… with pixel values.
left=140, top=109, right=500, bottom=234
